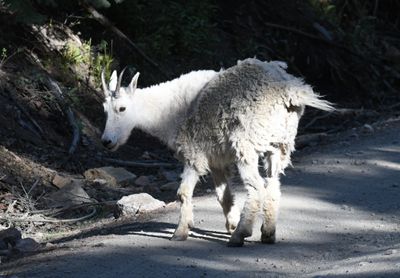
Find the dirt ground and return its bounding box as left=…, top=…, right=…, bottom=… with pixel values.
left=0, top=116, right=399, bottom=277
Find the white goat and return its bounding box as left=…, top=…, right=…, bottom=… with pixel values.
left=101, top=58, right=334, bottom=247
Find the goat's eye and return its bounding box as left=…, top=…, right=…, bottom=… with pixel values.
left=119, top=107, right=126, bottom=112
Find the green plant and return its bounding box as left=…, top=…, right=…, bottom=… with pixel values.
left=107, top=0, right=218, bottom=60
left=62, top=40, right=91, bottom=66
left=0, top=47, right=24, bottom=68
left=91, top=40, right=113, bottom=86
left=309, top=0, right=337, bottom=22
left=0, top=47, right=7, bottom=65
left=60, top=39, right=114, bottom=87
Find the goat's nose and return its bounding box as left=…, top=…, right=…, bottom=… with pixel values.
left=102, top=139, right=113, bottom=147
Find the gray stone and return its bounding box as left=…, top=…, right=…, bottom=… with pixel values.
left=362, top=124, right=374, bottom=134
left=0, top=228, right=22, bottom=247
left=384, top=249, right=397, bottom=255
left=160, top=181, right=180, bottom=192
left=14, top=238, right=41, bottom=253
left=117, top=193, right=165, bottom=215
left=52, top=174, right=83, bottom=189
left=134, top=175, right=154, bottom=187
left=46, top=182, right=92, bottom=208
left=84, top=167, right=137, bottom=187
left=161, top=170, right=180, bottom=182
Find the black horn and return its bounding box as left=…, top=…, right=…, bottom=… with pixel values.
left=101, top=68, right=108, bottom=97
left=114, top=67, right=127, bottom=98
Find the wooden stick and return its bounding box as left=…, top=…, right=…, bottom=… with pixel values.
left=8, top=89, right=45, bottom=137
left=83, top=3, right=170, bottom=79
left=296, top=133, right=328, bottom=149
left=99, top=156, right=176, bottom=168
left=47, top=78, right=80, bottom=155
left=262, top=22, right=365, bottom=59
left=0, top=207, right=97, bottom=223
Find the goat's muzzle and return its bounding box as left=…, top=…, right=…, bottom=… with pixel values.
left=102, top=138, right=116, bottom=150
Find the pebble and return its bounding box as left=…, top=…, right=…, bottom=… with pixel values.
left=350, top=132, right=359, bottom=139
left=340, top=204, right=351, bottom=211
left=362, top=124, right=374, bottom=133
left=384, top=249, right=397, bottom=255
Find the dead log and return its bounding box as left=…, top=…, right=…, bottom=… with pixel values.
left=83, top=2, right=169, bottom=79
left=47, top=78, right=80, bottom=155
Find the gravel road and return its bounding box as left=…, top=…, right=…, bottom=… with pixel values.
left=1, top=118, right=400, bottom=277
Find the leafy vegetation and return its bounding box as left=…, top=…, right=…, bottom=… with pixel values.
left=104, top=0, right=218, bottom=60
left=0, top=0, right=399, bottom=106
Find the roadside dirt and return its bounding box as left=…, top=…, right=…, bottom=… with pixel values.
left=1, top=117, right=399, bottom=277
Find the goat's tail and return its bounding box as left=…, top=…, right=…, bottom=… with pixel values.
left=287, top=83, right=335, bottom=112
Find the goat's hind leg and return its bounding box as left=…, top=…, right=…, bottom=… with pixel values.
left=171, top=166, right=199, bottom=241
left=211, top=168, right=240, bottom=234
left=228, top=156, right=264, bottom=247
left=260, top=149, right=282, bottom=244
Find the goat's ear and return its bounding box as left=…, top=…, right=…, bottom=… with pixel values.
left=129, top=72, right=140, bottom=93
left=109, top=70, right=118, bottom=92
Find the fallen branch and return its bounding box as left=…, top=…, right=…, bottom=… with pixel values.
left=304, top=112, right=334, bottom=129
left=47, top=78, right=80, bottom=155
left=8, top=88, right=44, bottom=137
left=261, top=22, right=365, bottom=59
left=296, top=132, right=328, bottom=149
left=83, top=3, right=169, bottom=79
left=0, top=207, right=97, bottom=223
left=99, top=156, right=176, bottom=168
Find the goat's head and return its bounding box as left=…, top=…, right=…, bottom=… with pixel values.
left=101, top=69, right=140, bottom=151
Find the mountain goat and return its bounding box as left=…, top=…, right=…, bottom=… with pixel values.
left=100, top=58, right=334, bottom=247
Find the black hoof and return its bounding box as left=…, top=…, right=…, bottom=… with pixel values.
left=227, top=240, right=244, bottom=247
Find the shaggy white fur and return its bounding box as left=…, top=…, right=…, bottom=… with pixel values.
left=101, top=58, right=334, bottom=246
left=102, top=69, right=218, bottom=150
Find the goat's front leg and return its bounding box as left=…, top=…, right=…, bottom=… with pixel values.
left=211, top=168, right=240, bottom=234
left=171, top=166, right=199, bottom=241
left=260, top=150, right=282, bottom=244
left=228, top=157, right=264, bottom=247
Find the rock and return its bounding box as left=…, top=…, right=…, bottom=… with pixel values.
left=140, top=151, right=152, bottom=160
left=160, top=181, right=180, bottom=192
left=117, top=193, right=165, bottom=215
left=384, top=249, right=397, bottom=255
left=134, top=175, right=154, bottom=187
left=0, top=228, right=22, bottom=248
left=52, top=174, right=84, bottom=189
left=143, top=184, right=161, bottom=194
left=350, top=131, right=359, bottom=139
left=161, top=170, right=180, bottom=182
left=14, top=238, right=41, bottom=253
left=84, top=167, right=137, bottom=187
left=362, top=124, right=374, bottom=134
left=46, top=182, right=92, bottom=208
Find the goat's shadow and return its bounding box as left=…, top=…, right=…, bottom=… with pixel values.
left=53, top=221, right=231, bottom=245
